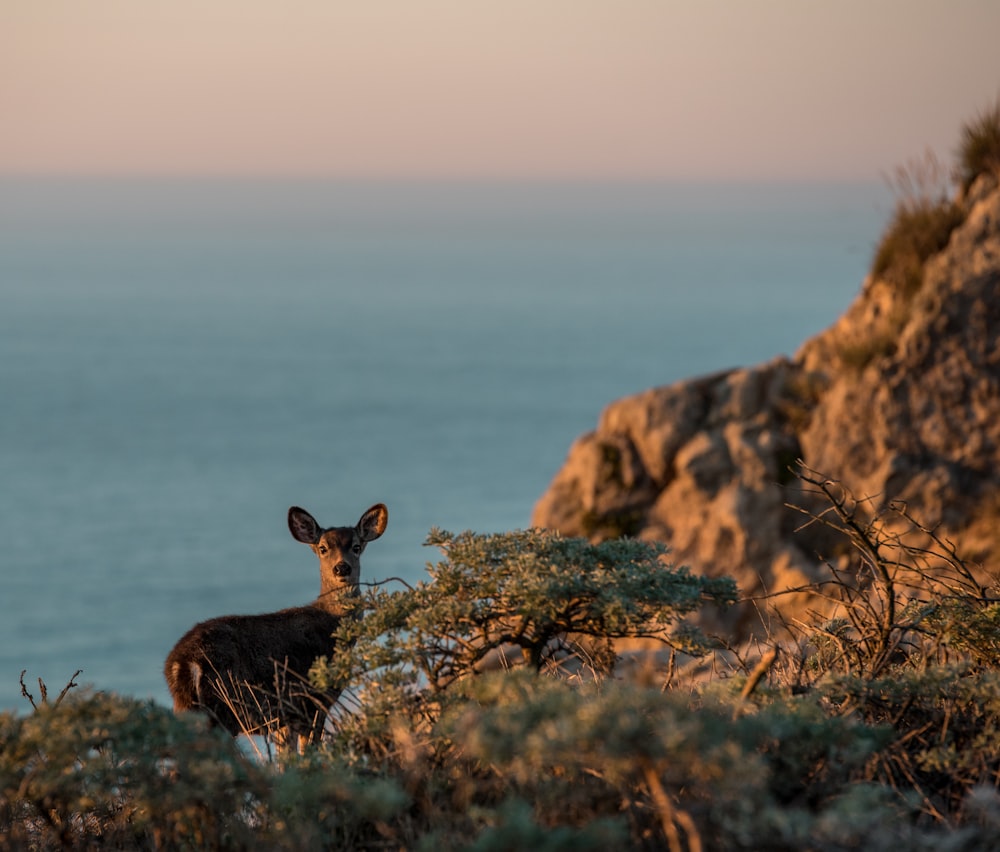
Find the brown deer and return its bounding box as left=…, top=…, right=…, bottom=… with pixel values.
left=164, top=503, right=387, bottom=751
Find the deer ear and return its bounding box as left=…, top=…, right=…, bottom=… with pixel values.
left=288, top=507, right=321, bottom=544
left=357, top=503, right=388, bottom=542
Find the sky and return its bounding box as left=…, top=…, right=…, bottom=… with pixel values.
left=3, top=1, right=1000, bottom=181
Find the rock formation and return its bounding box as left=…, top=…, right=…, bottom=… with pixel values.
left=532, top=174, right=1000, bottom=634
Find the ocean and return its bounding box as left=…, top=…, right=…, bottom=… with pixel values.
left=0, top=178, right=889, bottom=712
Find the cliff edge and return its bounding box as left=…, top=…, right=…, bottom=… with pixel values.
left=532, top=173, right=1000, bottom=632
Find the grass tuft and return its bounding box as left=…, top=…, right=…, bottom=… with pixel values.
left=956, top=95, right=1000, bottom=193
left=873, top=149, right=964, bottom=298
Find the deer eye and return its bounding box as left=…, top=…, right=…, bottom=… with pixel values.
left=352, top=544, right=362, bottom=555
left=318, top=545, right=328, bottom=555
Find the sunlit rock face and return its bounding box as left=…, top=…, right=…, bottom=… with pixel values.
left=533, top=175, right=1000, bottom=635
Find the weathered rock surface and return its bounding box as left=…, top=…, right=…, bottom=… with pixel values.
left=532, top=175, right=1000, bottom=634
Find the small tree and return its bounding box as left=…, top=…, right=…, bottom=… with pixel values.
left=315, top=528, right=736, bottom=696
left=308, top=527, right=737, bottom=839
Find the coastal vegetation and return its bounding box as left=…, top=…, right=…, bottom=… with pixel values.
left=957, top=96, right=1000, bottom=193
left=3, top=466, right=1000, bottom=849
left=872, top=149, right=963, bottom=300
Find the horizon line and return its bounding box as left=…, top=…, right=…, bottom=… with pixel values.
left=0, top=171, right=890, bottom=187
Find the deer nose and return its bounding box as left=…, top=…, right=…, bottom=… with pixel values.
left=333, top=562, right=352, bottom=578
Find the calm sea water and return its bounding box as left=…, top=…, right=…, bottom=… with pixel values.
left=0, top=178, right=888, bottom=712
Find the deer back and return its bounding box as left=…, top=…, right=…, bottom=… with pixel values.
left=164, top=503, right=387, bottom=744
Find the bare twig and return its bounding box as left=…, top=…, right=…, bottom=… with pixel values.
left=640, top=757, right=701, bottom=852
left=365, top=576, right=417, bottom=592
left=739, top=648, right=779, bottom=702
left=19, top=670, right=82, bottom=710
left=53, top=671, right=82, bottom=707
left=19, top=670, right=35, bottom=710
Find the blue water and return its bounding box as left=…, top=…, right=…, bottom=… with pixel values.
left=0, top=178, right=889, bottom=712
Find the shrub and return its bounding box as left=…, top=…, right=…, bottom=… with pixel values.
left=823, top=666, right=1000, bottom=819
left=957, top=96, right=1000, bottom=193
left=783, top=466, right=992, bottom=680
left=0, top=689, right=266, bottom=850
left=317, top=527, right=736, bottom=693
left=6, top=483, right=1000, bottom=848
left=772, top=465, right=1000, bottom=827
left=267, top=751, right=411, bottom=849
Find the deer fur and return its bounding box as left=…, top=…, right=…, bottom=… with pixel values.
left=164, top=503, right=387, bottom=749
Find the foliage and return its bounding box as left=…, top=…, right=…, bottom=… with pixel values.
left=445, top=671, right=891, bottom=850
left=769, top=465, right=1000, bottom=834
left=266, top=751, right=411, bottom=849
left=5, top=486, right=1000, bottom=849
left=0, top=689, right=266, bottom=850
left=823, top=665, right=1000, bottom=820
left=319, top=528, right=736, bottom=689
left=784, top=466, right=991, bottom=680
left=956, top=95, right=1000, bottom=193
left=872, top=150, right=964, bottom=299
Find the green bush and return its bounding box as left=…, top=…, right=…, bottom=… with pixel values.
left=0, top=690, right=266, bottom=850
left=267, top=751, right=411, bottom=849
left=821, top=665, right=1000, bottom=818
left=444, top=671, right=890, bottom=850
left=6, top=475, right=1000, bottom=849
left=316, top=527, right=736, bottom=693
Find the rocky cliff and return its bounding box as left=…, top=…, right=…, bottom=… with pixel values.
left=532, top=174, right=1000, bottom=633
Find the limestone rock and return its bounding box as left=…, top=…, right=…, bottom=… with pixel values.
left=532, top=179, right=1000, bottom=633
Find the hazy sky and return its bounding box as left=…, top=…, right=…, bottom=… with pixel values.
left=4, top=1, right=999, bottom=180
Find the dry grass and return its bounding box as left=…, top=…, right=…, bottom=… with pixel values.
left=873, top=150, right=963, bottom=298
left=957, top=96, right=1000, bottom=193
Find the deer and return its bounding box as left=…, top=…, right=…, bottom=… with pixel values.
left=164, top=503, right=388, bottom=752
